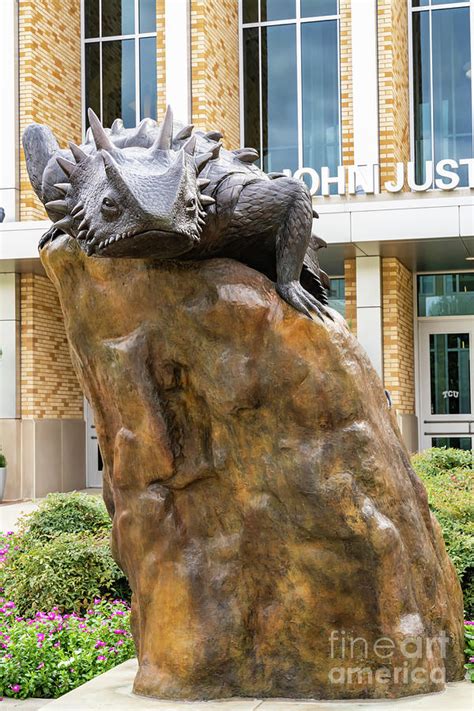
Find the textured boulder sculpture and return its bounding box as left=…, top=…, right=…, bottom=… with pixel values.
left=26, top=109, right=464, bottom=700
left=41, top=237, right=464, bottom=700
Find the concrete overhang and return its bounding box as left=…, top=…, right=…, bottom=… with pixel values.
left=315, top=191, right=474, bottom=275
left=0, top=220, right=49, bottom=274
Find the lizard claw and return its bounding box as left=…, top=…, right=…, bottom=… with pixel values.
left=276, top=281, right=331, bottom=321
left=38, top=225, right=63, bottom=250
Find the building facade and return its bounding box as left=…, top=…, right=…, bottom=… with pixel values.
left=1, top=0, right=474, bottom=498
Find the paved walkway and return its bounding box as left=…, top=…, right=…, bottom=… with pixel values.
left=0, top=700, right=51, bottom=709
left=40, top=660, right=473, bottom=711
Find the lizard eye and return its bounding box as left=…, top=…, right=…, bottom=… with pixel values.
left=101, top=196, right=119, bottom=216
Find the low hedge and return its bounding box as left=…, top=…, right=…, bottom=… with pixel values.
left=411, top=448, right=474, bottom=618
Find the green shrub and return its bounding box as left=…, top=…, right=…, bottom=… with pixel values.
left=0, top=452, right=6, bottom=468
left=0, top=533, right=129, bottom=618
left=412, top=448, right=474, bottom=618
left=18, top=492, right=111, bottom=542
left=465, top=622, right=474, bottom=683
left=0, top=598, right=135, bottom=699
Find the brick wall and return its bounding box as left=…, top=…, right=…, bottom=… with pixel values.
left=20, top=274, right=83, bottom=419
left=340, top=0, right=354, bottom=168
left=190, top=0, right=240, bottom=149
left=377, top=0, right=410, bottom=190
left=344, top=259, right=357, bottom=333
left=156, top=0, right=167, bottom=121
left=19, top=0, right=82, bottom=221
left=382, top=258, right=415, bottom=414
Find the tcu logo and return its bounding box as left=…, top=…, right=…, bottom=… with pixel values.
left=442, top=390, right=459, bottom=399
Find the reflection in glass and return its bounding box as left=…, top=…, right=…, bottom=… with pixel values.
left=84, top=0, right=100, bottom=38
left=242, top=0, right=259, bottom=23
left=301, top=0, right=338, bottom=17
left=85, top=43, right=100, bottom=127
left=140, top=37, right=157, bottom=120
left=418, top=274, right=474, bottom=316
left=432, top=8, right=472, bottom=187
left=261, top=25, right=298, bottom=173
left=412, top=11, right=432, bottom=185
left=261, top=0, right=296, bottom=21
left=140, top=0, right=156, bottom=32
left=328, top=278, right=345, bottom=317
left=430, top=333, right=470, bottom=414
left=102, top=0, right=134, bottom=36
left=102, top=40, right=136, bottom=128
left=302, top=20, right=340, bottom=180
left=432, top=437, right=472, bottom=450
left=243, top=28, right=260, bottom=156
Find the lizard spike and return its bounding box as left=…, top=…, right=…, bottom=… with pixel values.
left=150, top=104, right=173, bottom=153
left=53, top=216, right=72, bottom=232
left=210, top=142, right=222, bottom=160
left=69, top=142, right=88, bottom=164
left=200, top=195, right=215, bottom=206
left=56, top=156, right=76, bottom=177
left=175, top=124, right=194, bottom=141
left=183, top=135, right=197, bottom=156
left=111, top=118, right=124, bottom=135
left=233, top=148, right=259, bottom=163
left=197, top=178, right=210, bottom=189
left=313, top=208, right=319, bottom=219
left=268, top=172, right=286, bottom=179
left=87, top=108, right=115, bottom=152
left=195, top=151, right=213, bottom=174
left=77, top=229, right=88, bottom=241
left=78, top=218, right=89, bottom=232
left=45, top=200, right=68, bottom=215
left=73, top=208, right=85, bottom=220
left=71, top=202, right=84, bottom=217
left=101, top=151, right=133, bottom=197
left=85, top=127, right=93, bottom=144
left=54, top=183, right=70, bottom=195
left=205, top=130, right=223, bottom=141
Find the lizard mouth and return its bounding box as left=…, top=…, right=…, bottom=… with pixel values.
left=86, top=229, right=199, bottom=259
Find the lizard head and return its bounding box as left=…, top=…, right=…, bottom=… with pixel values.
left=46, top=107, right=215, bottom=259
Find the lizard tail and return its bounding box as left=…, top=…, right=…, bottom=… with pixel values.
left=22, top=124, right=60, bottom=203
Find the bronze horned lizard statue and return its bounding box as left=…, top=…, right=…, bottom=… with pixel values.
left=23, top=106, right=332, bottom=320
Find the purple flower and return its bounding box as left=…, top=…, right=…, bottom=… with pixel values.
left=4, top=602, right=14, bottom=610
left=97, top=655, right=106, bottom=662
left=113, top=629, right=126, bottom=635
left=10, top=684, right=21, bottom=693
left=94, top=598, right=101, bottom=605
left=469, top=656, right=474, bottom=663
left=465, top=620, right=474, bottom=626
left=37, top=662, right=45, bottom=669
left=37, top=633, right=45, bottom=642
left=95, top=640, right=105, bottom=648
left=6, top=532, right=13, bottom=536
left=53, top=641, right=60, bottom=648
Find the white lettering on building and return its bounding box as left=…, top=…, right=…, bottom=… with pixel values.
left=285, top=159, right=474, bottom=197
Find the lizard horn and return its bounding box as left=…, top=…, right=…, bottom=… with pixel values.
left=150, top=105, right=173, bottom=153
left=87, top=108, right=115, bottom=152
left=100, top=151, right=134, bottom=198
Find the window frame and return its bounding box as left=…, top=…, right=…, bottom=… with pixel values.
left=238, top=0, right=342, bottom=172
left=80, top=0, right=157, bottom=137
left=408, top=0, right=474, bottom=181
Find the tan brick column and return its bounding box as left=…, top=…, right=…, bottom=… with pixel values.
left=340, top=0, right=354, bottom=168
left=382, top=258, right=415, bottom=414
left=190, top=0, right=240, bottom=149
left=19, top=0, right=82, bottom=220
left=377, top=0, right=410, bottom=190
left=344, top=259, right=357, bottom=334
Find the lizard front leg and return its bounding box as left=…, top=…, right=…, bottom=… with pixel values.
left=274, top=178, right=331, bottom=320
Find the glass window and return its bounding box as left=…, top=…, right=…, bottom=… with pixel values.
left=411, top=2, right=472, bottom=187
left=328, top=278, right=345, bottom=316
left=102, top=0, right=134, bottom=37
left=83, top=0, right=157, bottom=129
left=261, top=25, right=298, bottom=173
left=242, top=1, right=341, bottom=181
left=261, top=0, right=295, bottom=21
left=430, top=332, right=471, bottom=414
left=302, top=0, right=338, bottom=17
left=302, top=20, right=340, bottom=181
left=418, top=273, right=474, bottom=316
left=432, top=437, right=472, bottom=450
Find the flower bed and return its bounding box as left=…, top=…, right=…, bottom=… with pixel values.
left=0, top=598, right=134, bottom=699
